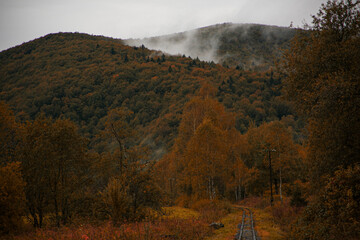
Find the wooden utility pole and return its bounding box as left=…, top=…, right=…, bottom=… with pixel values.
left=266, top=149, right=276, bottom=206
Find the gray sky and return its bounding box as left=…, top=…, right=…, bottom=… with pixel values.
left=0, top=0, right=326, bottom=52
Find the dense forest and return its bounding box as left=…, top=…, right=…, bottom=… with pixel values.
left=0, top=31, right=300, bottom=155
left=0, top=0, right=359, bottom=239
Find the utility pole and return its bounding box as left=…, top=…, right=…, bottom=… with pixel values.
left=266, top=149, right=276, bottom=206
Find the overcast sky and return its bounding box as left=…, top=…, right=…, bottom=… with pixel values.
left=0, top=0, right=326, bottom=52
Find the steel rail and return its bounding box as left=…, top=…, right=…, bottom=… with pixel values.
left=235, top=207, right=257, bottom=240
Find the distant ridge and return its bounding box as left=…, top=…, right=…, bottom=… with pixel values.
left=124, top=23, right=296, bottom=70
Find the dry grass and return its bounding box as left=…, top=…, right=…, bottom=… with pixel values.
left=9, top=207, right=210, bottom=240
left=204, top=207, right=242, bottom=240
left=10, top=219, right=212, bottom=240
left=251, top=207, right=286, bottom=240
left=8, top=201, right=289, bottom=240
left=162, top=206, right=200, bottom=219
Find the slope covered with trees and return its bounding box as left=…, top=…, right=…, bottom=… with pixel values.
left=0, top=31, right=299, bottom=154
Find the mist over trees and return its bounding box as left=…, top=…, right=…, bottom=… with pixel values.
left=125, top=23, right=296, bottom=70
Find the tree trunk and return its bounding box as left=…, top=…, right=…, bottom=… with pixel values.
left=208, top=177, right=212, bottom=200
left=61, top=198, right=68, bottom=225
left=38, top=207, right=43, bottom=228
left=211, top=177, right=215, bottom=200
left=208, top=176, right=215, bottom=200
left=239, top=185, right=242, bottom=200
left=235, top=186, right=238, bottom=201
left=111, top=123, right=124, bottom=174
left=54, top=196, right=60, bottom=227
left=279, top=167, right=283, bottom=203
left=30, top=209, right=39, bottom=228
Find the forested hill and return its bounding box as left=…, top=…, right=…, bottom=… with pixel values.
left=0, top=32, right=298, bottom=155
left=124, top=23, right=296, bottom=70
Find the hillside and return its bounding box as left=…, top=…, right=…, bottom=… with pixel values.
left=0, top=32, right=299, bottom=155
left=124, top=23, right=296, bottom=70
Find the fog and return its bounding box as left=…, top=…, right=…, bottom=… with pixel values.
left=0, top=0, right=325, bottom=51
left=124, top=23, right=296, bottom=67
left=125, top=26, right=222, bottom=62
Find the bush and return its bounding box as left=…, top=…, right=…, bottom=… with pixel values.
left=175, top=195, right=193, bottom=208
left=269, top=198, right=303, bottom=233
left=191, top=199, right=232, bottom=223
left=102, top=162, right=163, bottom=224
left=290, top=185, right=307, bottom=207
left=239, top=196, right=269, bottom=209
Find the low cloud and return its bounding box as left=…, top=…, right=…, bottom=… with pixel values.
left=125, top=26, right=222, bottom=62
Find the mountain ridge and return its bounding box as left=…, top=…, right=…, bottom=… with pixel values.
left=124, top=23, right=297, bottom=70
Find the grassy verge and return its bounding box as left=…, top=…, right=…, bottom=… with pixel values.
left=251, top=207, right=286, bottom=240
left=203, top=205, right=286, bottom=240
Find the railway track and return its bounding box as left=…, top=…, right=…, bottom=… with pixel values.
left=234, top=207, right=257, bottom=240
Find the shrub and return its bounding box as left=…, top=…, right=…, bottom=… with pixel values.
left=269, top=198, right=302, bottom=232
left=191, top=199, right=232, bottom=223
left=239, top=196, right=269, bottom=209
left=102, top=162, right=163, bottom=224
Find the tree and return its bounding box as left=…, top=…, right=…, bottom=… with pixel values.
left=102, top=107, right=134, bottom=174
left=290, top=164, right=360, bottom=239
left=245, top=121, right=299, bottom=199
left=0, top=102, right=21, bottom=165
left=184, top=118, right=228, bottom=200
left=262, top=121, right=299, bottom=202
left=154, top=151, right=179, bottom=204
left=175, top=84, right=234, bottom=155
left=165, top=83, right=237, bottom=200
left=282, top=0, right=360, bottom=188
left=231, top=156, right=258, bottom=201
left=102, top=149, right=163, bottom=224
left=283, top=1, right=360, bottom=238
left=0, top=162, right=26, bottom=234
left=20, top=117, right=88, bottom=227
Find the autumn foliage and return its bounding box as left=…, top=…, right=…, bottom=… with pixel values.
left=0, top=1, right=358, bottom=239
left=282, top=0, right=360, bottom=238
